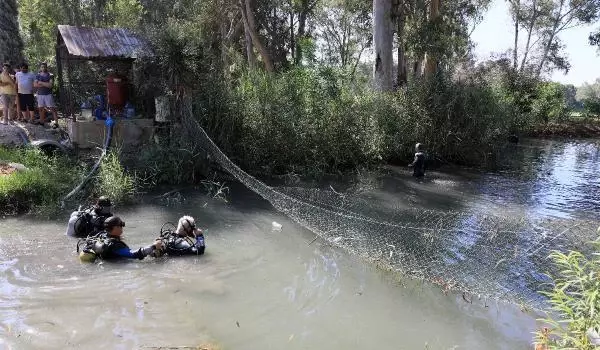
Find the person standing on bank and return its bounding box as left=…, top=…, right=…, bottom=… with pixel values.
left=0, top=63, right=17, bottom=125
left=15, top=63, right=36, bottom=123
left=34, top=62, right=58, bottom=125
left=408, top=143, right=426, bottom=178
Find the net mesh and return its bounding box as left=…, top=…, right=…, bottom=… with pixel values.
left=181, top=109, right=599, bottom=308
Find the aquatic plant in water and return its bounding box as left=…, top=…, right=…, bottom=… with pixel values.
left=535, top=233, right=600, bottom=349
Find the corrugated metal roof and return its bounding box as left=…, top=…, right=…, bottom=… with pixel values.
left=58, top=25, right=153, bottom=58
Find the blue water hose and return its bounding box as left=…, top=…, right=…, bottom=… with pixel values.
left=61, top=117, right=115, bottom=205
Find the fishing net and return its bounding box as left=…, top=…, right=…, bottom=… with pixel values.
left=181, top=109, right=599, bottom=308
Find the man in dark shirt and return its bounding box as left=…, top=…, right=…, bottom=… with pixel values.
left=66, top=196, right=114, bottom=238
left=34, top=62, right=58, bottom=125
left=94, top=216, right=163, bottom=260
left=408, top=143, right=426, bottom=178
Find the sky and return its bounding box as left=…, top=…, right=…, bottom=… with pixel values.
left=471, top=0, right=600, bottom=86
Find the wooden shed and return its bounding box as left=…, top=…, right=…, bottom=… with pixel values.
left=55, top=25, right=153, bottom=121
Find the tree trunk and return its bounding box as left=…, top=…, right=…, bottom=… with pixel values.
left=373, top=0, right=394, bottom=91
left=512, top=0, right=520, bottom=70
left=423, top=0, right=440, bottom=77
left=244, top=25, right=257, bottom=69
left=295, top=10, right=308, bottom=65
left=240, top=0, right=275, bottom=72
left=535, top=0, right=563, bottom=78
left=519, top=0, right=538, bottom=71
left=290, top=9, right=295, bottom=62
left=396, top=2, right=407, bottom=87
left=0, top=0, right=23, bottom=65
left=412, top=57, right=423, bottom=78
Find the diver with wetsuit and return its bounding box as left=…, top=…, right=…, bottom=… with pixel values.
left=154, top=215, right=206, bottom=257
left=66, top=196, right=113, bottom=237
left=78, top=216, right=163, bottom=262
left=408, top=143, right=426, bottom=178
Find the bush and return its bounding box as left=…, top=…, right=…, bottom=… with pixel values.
left=96, top=151, right=137, bottom=204
left=130, top=142, right=209, bottom=186
left=535, top=237, right=600, bottom=349
left=531, top=82, right=569, bottom=123
left=219, top=67, right=514, bottom=175
left=0, top=147, right=82, bottom=214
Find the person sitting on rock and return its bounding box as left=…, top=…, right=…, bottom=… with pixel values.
left=79, top=216, right=163, bottom=261
left=66, top=196, right=114, bottom=237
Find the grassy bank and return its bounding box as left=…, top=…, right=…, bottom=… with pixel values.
left=0, top=147, right=83, bottom=215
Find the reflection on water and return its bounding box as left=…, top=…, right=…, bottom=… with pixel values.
left=1, top=138, right=598, bottom=349
left=480, top=139, right=600, bottom=219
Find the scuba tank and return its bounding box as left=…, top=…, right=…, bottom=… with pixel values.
left=157, top=222, right=206, bottom=257
left=67, top=205, right=96, bottom=238
left=77, top=233, right=109, bottom=262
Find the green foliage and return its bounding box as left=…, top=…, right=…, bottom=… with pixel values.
left=577, top=79, right=600, bottom=116
left=0, top=147, right=82, bottom=214
left=531, top=82, right=569, bottom=123
left=97, top=151, right=137, bottom=205
left=18, top=0, right=144, bottom=64
left=221, top=67, right=514, bottom=175
left=132, top=143, right=208, bottom=186
left=535, top=237, right=600, bottom=349
left=0, top=0, right=24, bottom=65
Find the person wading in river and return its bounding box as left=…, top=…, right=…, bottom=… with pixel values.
left=79, top=216, right=163, bottom=261
left=408, top=143, right=426, bottom=178
left=66, top=196, right=114, bottom=237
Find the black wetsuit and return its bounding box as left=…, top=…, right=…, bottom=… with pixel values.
left=95, top=232, right=156, bottom=260
left=161, top=231, right=205, bottom=256
left=411, top=151, right=426, bottom=178
left=88, top=208, right=111, bottom=232
left=67, top=207, right=112, bottom=238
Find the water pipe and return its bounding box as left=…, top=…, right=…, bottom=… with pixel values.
left=61, top=117, right=115, bottom=205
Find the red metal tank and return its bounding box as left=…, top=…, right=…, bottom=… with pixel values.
left=105, top=74, right=128, bottom=108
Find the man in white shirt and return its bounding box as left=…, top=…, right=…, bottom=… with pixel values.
left=15, top=63, right=36, bottom=123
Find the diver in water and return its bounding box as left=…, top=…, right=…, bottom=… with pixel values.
left=154, top=215, right=206, bottom=257
left=66, top=196, right=114, bottom=237
left=78, top=216, right=163, bottom=262
left=408, top=143, right=426, bottom=178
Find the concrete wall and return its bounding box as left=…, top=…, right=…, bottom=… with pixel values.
left=68, top=118, right=154, bottom=149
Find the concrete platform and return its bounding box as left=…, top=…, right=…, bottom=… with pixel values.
left=67, top=118, right=154, bottom=149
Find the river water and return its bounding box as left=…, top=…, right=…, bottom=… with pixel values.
left=0, top=138, right=599, bottom=349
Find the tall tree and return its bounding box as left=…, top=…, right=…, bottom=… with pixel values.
left=423, top=0, right=440, bottom=77
left=507, top=0, right=521, bottom=69
left=0, top=0, right=24, bottom=65
left=507, top=0, right=600, bottom=77
left=317, top=0, right=371, bottom=72
left=395, top=0, right=408, bottom=86
left=239, top=0, right=275, bottom=72
left=292, top=0, right=319, bottom=65
left=373, top=0, right=394, bottom=90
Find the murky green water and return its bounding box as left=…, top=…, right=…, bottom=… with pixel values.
left=0, top=138, right=598, bottom=349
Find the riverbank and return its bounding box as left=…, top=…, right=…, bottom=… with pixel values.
left=0, top=146, right=83, bottom=215
left=526, top=119, right=600, bottom=138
